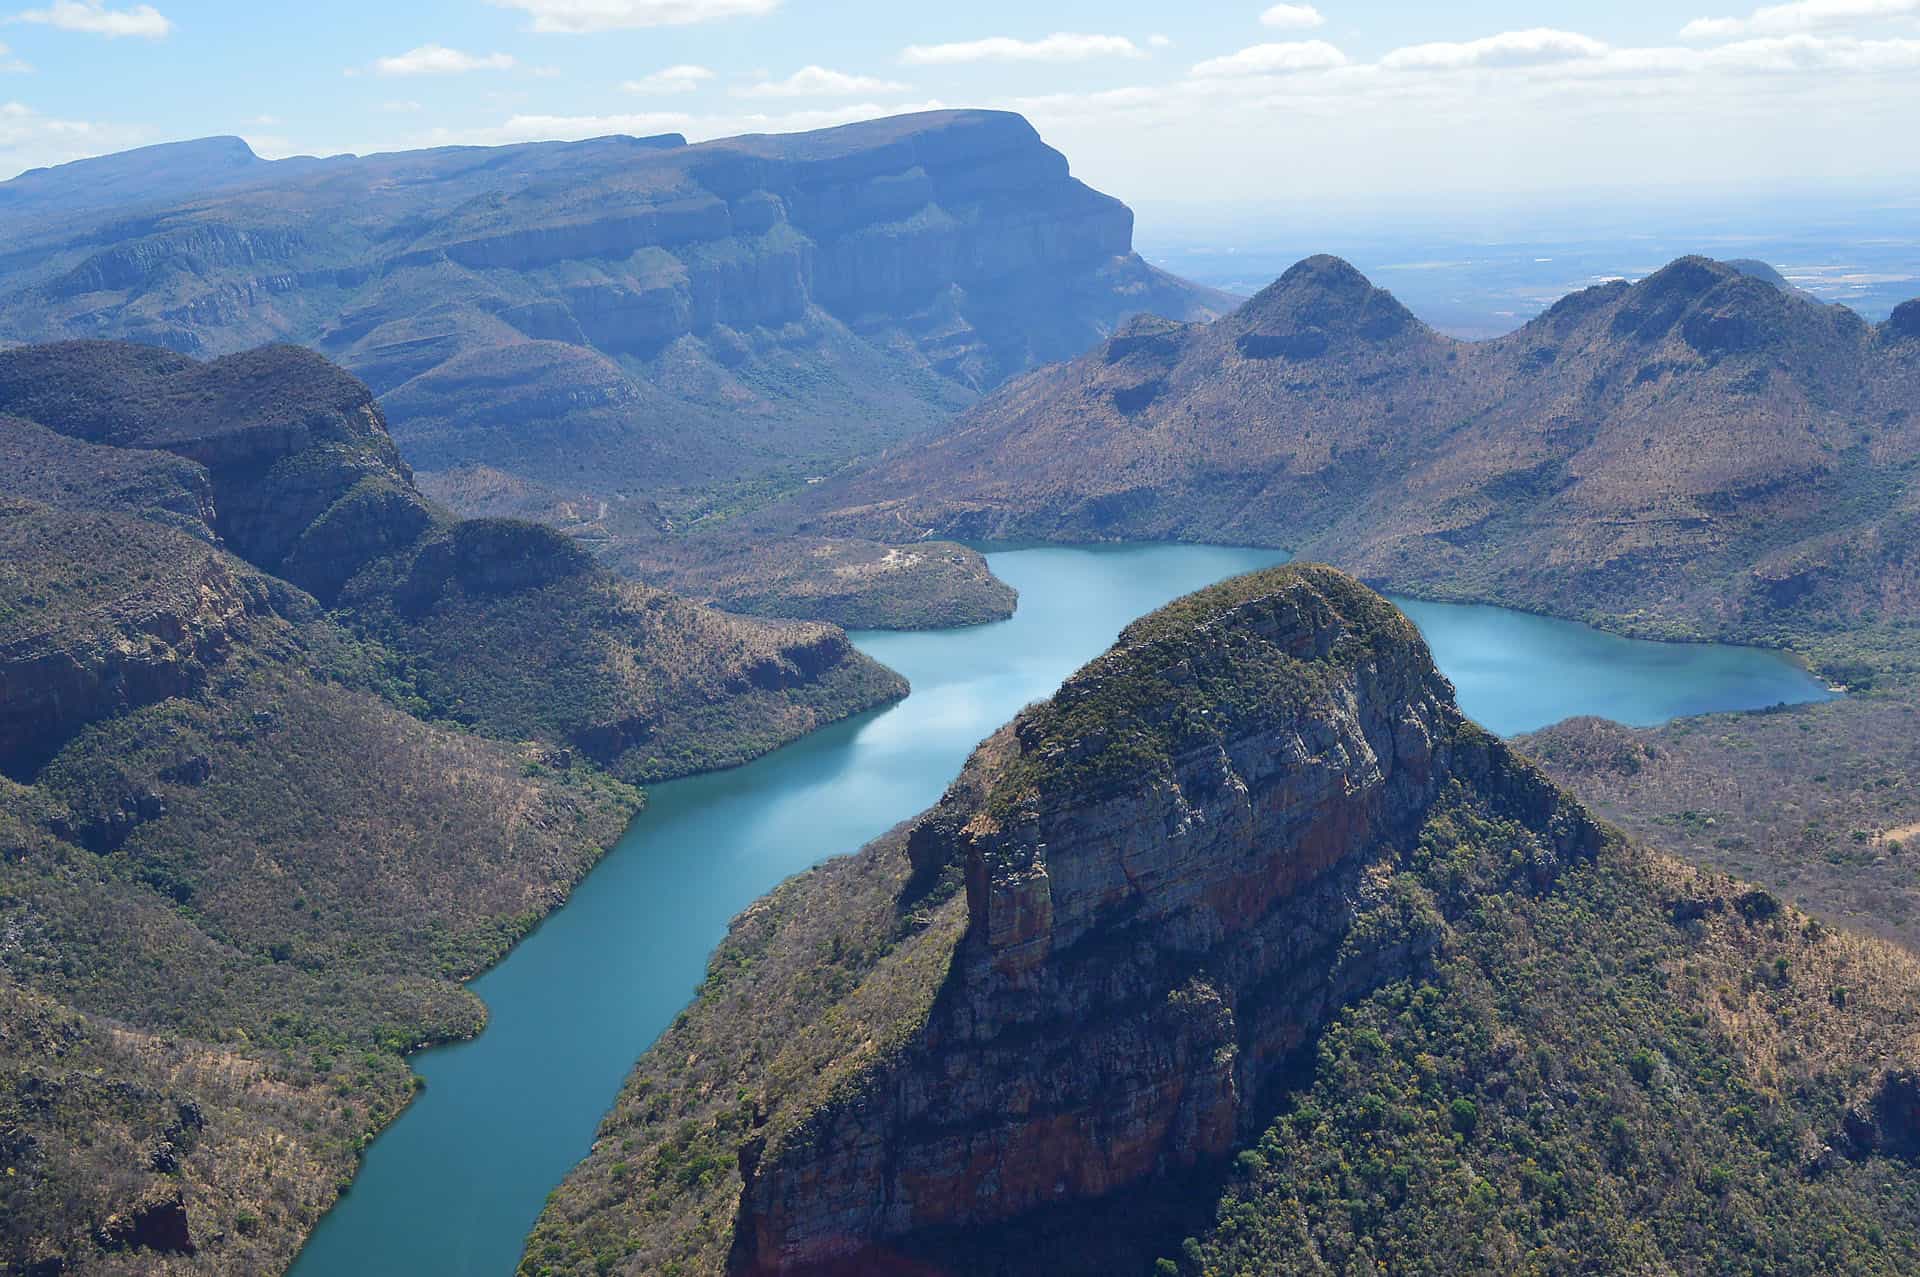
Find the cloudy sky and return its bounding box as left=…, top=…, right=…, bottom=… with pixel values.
left=3, top=0, right=1919, bottom=209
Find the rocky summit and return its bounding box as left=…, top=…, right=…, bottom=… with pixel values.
left=520, top=566, right=1920, bottom=1276
left=0, top=112, right=1229, bottom=523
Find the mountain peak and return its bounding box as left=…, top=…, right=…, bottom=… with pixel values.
left=1233, top=256, right=1421, bottom=358
left=1892, top=299, right=1920, bottom=341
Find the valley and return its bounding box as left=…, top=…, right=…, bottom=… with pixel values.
left=0, top=78, right=1917, bottom=1277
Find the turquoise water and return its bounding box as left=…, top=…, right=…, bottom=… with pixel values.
left=289, top=545, right=1831, bottom=1277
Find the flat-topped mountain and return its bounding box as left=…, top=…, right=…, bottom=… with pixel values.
left=522, top=565, right=1920, bottom=1275
left=0, top=113, right=1228, bottom=523
left=786, top=255, right=1920, bottom=646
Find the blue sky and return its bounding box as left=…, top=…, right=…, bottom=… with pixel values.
left=4, top=0, right=1920, bottom=209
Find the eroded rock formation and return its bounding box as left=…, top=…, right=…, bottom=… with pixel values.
left=730, top=566, right=1600, bottom=1272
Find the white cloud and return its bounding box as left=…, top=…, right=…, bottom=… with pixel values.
left=736, top=65, right=909, bottom=97
left=1382, top=28, right=1611, bottom=71
left=12, top=0, right=169, bottom=38
left=373, top=45, right=516, bottom=75
left=379, top=99, right=423, bottom=113
left=1148, top=33, right=1172, bottom=49
left=624, top=63, right=714, bottom=94
left=1260, top=3, right=1326, bottom=30
left=1682, top=0, right=1920, bottom=38
left=1191, top=40, right=1349, bottom=77
left=902, top=32, right=1143, bottom=64
left=0, top=40, right=27, bottom=71
left=1706, top=31, right=1920, bottom=67
left=491, top=0, right=780, bottom=32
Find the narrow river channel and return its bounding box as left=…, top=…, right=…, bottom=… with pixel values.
left=290, top=544, right=1832, bottom=1276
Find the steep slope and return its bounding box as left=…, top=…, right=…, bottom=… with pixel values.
left=0, top=335, right=910, bottom=1271
left=0, top=499, right=643, bottom=1276
left=0, top=341, right=904, bottom=783
left=789, top=256, right=1920, bottom=648
left=520, top=566, right=1920, bottom=1276
left=0, top=114, right=1229, bottom=526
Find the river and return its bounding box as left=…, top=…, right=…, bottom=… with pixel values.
left=290, top=544, right=1831, bottom=1276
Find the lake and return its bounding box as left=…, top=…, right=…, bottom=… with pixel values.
left=289, top=544, right=1831, bottom=1276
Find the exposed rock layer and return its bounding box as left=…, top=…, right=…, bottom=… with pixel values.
left=731, top=566, right=1600, bottom=1271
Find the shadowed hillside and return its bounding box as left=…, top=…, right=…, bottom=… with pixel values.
left=0, top=339, right=906, bottom=1274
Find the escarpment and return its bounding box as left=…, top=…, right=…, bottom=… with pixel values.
left=0, top=112, right=1230, bottom=515
left=728, top=566, right=1601, bottom=1273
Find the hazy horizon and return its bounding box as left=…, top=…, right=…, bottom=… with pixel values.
left=4, top=0, right=1920, bottom=204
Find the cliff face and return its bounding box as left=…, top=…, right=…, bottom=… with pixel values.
left=0, top=506, right=265, bottom=779
left=0, top=113, right=1229, bottom=524
left=730, top=567, right=1600, bottom=1272
left=0, top=341, right=432, bottom=604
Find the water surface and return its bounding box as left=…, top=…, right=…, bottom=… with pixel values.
left=291, top=544, right=1830, bottom=1276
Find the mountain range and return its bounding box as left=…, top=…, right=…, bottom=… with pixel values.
left=0, top=112, right=1228, bottom=530
left=7, top=107, right=1920, bottom=1277
left=773, top=254, right=1920, bottom=655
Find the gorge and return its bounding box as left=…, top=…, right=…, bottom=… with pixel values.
left=288, top=545, right=1828, bottom=1277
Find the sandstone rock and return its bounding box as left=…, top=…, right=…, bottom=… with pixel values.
left=731, top=566, right=1602, bottom=1272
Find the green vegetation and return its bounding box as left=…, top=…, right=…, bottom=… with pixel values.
left=0, top=340, right=910, bottom=1273
left=1181, top=798, right=1920, bottom=1276
left=0, top=501, right=643, bottom=1274
left=519, top=566, right=1920, bottom=1276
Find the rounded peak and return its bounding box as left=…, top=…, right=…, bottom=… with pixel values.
left=1116, top=562, right=1419, bottom=655
left=1891, top=299, right=1920, bottom=341
left=1234, top=257, right=1419, bottom=357
left=985, top=564, right=1452, bottom=821
left=1630, top=256, right=1741, bottom=302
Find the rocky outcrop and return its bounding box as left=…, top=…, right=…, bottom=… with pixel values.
left=0, top=341, right=435, bottom=603
left=730, top=566, right=1602, bottom=1273
left=1892, top=299, right=1920, bottom=342
left=93, top=1189, right=195, bottom=1257
left=0, top=521, right=259, bottom=780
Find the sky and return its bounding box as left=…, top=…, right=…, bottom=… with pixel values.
left=3, top=0, right=1920, bottom=215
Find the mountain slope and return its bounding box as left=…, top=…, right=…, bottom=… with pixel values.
left=520, top=566, right=1920, bottom=1276
left=788, top=255, right=1920, bottom=648
left=0, top=340, right=904, bottom=1273
left=0, top=113, right=1229, bottom=526
left=0, top=498, right=643, bottom=1275
left=0, top=341, right=903, bottom=784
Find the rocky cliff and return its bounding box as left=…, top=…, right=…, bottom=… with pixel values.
left=729, top=566, right=1598, bottom=1271
left=0, top=340, right=906, bottom=787
left=0, top=113, right=1229, bottom=527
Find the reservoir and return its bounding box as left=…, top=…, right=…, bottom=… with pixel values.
left=290, top=544, right=1832, bottom=1276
